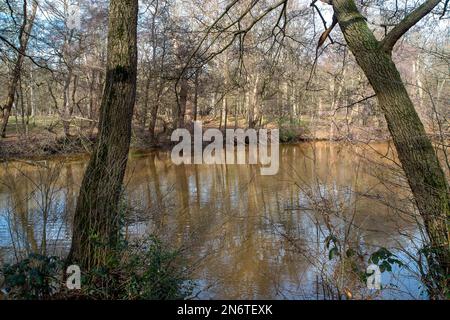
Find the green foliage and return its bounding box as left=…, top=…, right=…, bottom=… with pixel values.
left=369, top=247, right=403, bottom=273
left=1, top=236, right=193, bottom=300
left=354, top=247, right=404, bottom=286
left=276, top=117, right=306, bottom=143
left=324, top=235, right=405, bottom=292
left=345, top=248, right=356, bottom=258
left=325, top=234, right=341, bottom=260
left=279, top=128, right=298, bottom=143
left=123, top=236, right=194, bottom=299
left=70, top=197, right=193, bottom=299
left=418, top=245, right=449, bottom=298
left=81, top=236, right=194, bottom=300
left=0, top=253, right=63, bottom=299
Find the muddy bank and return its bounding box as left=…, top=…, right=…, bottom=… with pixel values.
left=0, top=125, right=397, bottom=161
left=0, top=133, right=95, bottom=161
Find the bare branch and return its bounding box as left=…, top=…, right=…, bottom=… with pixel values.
left=381, top=0, right=442, bottom=53
left=441, top=0, right=450, bottom=18
left=317, top=14, right=337, bottom=48
left=0, top=34, right=52, bottom=72
left=333, top=94, right=377, bottom=114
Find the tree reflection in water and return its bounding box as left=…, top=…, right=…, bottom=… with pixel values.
left=0, top=142, right=425, bottom=299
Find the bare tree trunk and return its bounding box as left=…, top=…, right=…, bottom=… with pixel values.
left=62, top=68, right=72, bottom=137
left=177, top=78, right=188, bottom=128
left=142, top=72, right=151, bottom=127
left=25, top=79, right=32, bottom=136
left=19, top=78, right=26, bottom=133
left=88, top=69, right=98, bottom=121
left=248, top=74, right=260, bottom=128
left=332, top=0, right=449, bottom=297
left=148, top=100, right=159, bottom=142
left=222, top=95, right=228, bottom=131
left=1, top=0, right=38, bottom=138
left=235, top=91, right=240, bottom=130
left=193, top=69, right=199, bottom=121
left=69, top=0, right=138, bottom=271
left=148, top=73, right=166, bottom=143
left=29, top=70, right=35, bottom=126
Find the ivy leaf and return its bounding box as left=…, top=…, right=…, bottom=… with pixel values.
left=329, top=247, right=340, bottom=260
left=346, top=249, right=355, bottom=258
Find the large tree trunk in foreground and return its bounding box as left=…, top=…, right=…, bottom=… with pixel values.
left=69, top=0, right=138, bottom=271
left=332, top=0, right=449, bottom=297
left=1, top=0, right=38, bottom=138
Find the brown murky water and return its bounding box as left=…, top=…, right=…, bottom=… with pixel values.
left=0, top=142, right=425, bottom=299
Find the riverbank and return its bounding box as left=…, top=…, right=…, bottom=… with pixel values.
left=0, top=124, right=396, bottom=162
left=0, top=112, right=404, bottom=161
left=3, top=119, right=448, bottom=162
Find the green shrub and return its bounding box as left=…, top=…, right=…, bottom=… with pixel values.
left=122, top=236, right=194, bottom=299
left=279, top=128, right=298, bottom=143
left=83, top=236, right=194, bottom=300
left=276, top=117, right=306, bottom=143
left=1, top=253, right=63, bottom=299
left=1, top=236, right=194, bottom=300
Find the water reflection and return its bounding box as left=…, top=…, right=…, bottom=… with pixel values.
left=0, top=142, right=422, bottom=299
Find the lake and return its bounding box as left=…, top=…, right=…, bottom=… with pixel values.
left=0, top=142, right=426, bottom=299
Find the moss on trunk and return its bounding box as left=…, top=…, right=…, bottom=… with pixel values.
left=69, top=0, right=138, bottom=271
